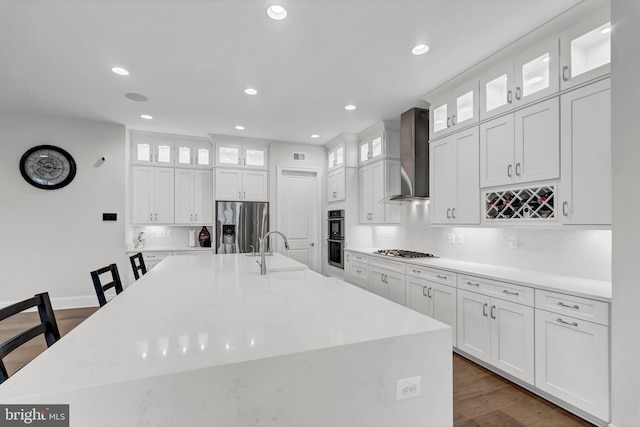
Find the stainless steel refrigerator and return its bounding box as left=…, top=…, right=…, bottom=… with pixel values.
left=215, top=201, right=269, bottom=254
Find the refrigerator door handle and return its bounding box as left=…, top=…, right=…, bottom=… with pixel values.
left=238, top=204, right=244, bottom=253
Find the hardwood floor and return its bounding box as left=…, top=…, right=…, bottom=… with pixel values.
left=1, top=308, right=595, bottom=426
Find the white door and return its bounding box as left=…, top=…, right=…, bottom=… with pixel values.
left=277, top=167, right=320, bottom=272
left=430, top=136, right=456, bottom=224
left=480, top=114, right=515, bottom=188
left=457, top=289, right=491, bottom=363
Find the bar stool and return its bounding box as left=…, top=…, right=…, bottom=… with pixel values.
left=90, top=263, right=123, bottom=307
left=129, top=253, right=147, bottom=281
left=0, top=292, right=60, bottom=384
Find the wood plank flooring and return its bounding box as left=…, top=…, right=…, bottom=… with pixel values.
left=1, top=307, right=595, bottom=426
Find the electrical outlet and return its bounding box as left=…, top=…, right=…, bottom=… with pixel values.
left=448, top=233, right=455, bottom=244
left=396, top=376, right=422, bottom=401
left=508, top=236, right=519, bottom=249
left=456, top=233, right=464, bottom=245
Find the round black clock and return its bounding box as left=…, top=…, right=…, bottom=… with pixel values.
left=19, top=145, right=77, bottom=190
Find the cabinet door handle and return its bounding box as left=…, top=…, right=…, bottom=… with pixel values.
left=490, top=305, right=496, bottom=319
left=428, top=287, right=432, bottom=298
left=466, top=281, right=480, bottom=287
left=562, top=201, right=569, bottom=217
left=451, top=114, right=456, bottom=126
left=446, top=208, right=451, bottom=219
left=154, top=213, right=158, bottom=221
left=239, top=191, right=242, bottom=198
left=436, top=275, right=447, bottom=280
left=557, top=301, right=579, bottom=310
left=507, top=164, right=513, bottom=177
left=562, top=65, right=570, bottom=82
left=451, top=208, right=456, bottom=219
left=557, top=317, right=578, bottom=327
left=190, top=214, right=193, bottom=221
left=238, top=159, right=242, bottom=165
left=515, top=87, right=521, bottom=101
left=446, top=117, right=451, bottom=129
left=195, top=213, right=198, bottom=221
left=507, top=90, right=513, bottom=104
left=502, top=290, right=519, bottom=296
left=515, top=162, right=521, bottom=176
left=243, top=191, right=246, bottom=199
left=423, top=286, right=428, bottom=297
left=482, top=303, right=488, bottom=317
left=150, top=213, right=153, bottom=221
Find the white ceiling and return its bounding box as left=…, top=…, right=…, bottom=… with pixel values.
left=1, top=0, right=584, bottom=145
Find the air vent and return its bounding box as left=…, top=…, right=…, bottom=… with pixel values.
left=292, top=152, right=306, bottom=161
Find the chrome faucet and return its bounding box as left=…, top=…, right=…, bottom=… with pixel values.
left=257, top=231, right=289, bottom=275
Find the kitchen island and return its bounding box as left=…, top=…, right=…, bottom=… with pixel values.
left=0, top=253, right=452, bottom=426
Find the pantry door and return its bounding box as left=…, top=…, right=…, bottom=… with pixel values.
left=276, top=167, right=320, bottom=272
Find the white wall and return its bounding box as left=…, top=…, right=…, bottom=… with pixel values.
left=611, top=1, right=640, bottom=425
left=0, top=114, right=126, bottom=308
left=370, top=203, right=611, bottom=281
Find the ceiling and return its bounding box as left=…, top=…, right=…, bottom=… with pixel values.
left=1, top=0, right=584, bottom=145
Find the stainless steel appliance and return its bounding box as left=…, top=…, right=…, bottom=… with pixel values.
left=327, top=209, right=344, bottom=268
left=216, top=201, right=269, bottom=254
left=374, top=249, right=437, bottom=258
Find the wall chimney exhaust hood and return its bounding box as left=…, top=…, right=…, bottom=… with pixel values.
left=390, top=108, right=430, bottom=201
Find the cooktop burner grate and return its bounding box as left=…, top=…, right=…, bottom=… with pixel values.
left=374, top=249, right=437, bottom=258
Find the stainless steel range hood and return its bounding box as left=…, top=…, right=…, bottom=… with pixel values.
left=390, top=108, right=430, bottom=201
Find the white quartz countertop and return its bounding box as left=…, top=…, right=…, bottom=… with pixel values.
left=0, top=253, right=448, bottom=401
left=125, top=246, right=213, bottom=253
left=346, top=248, right=612, bottom=302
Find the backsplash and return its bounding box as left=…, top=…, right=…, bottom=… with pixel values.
left=130, top=226, right=212, bottom=250
left=368, top=202, right=611, bottom=281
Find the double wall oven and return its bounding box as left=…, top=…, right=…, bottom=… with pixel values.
left=327, top=210, right=344, bottom=269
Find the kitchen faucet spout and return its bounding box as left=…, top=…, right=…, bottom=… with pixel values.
left=258, top=231, right=289, bottom=275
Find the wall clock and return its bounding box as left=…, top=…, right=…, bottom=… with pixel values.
left=19, top=145, right=77, bottom=190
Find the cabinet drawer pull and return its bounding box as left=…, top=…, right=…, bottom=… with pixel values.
left=412, top=269, right=421, bottom=274
left=466, top=281, right=480, bottom=287
left=436, top=275, right=447, bottom=280
left=482, top=303, right=488, bottom=317
left=562, top=65, right=570, bottom=82
left=503, top=290, right=519, bottom=296
left=557, top=301, right=579, bottom=310
left=557, top=317, right=578, bottom=327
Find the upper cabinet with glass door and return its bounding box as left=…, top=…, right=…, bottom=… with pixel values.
left=215, top=142, right=269, bottom=170
left=560, top=15, right=611, bottom=90
left=357, top=121, right=400, bottom=167
left=430, top=80, right=479, bottom=140
left=175, top=137, right=213, bottom=169
left=480, top=39, right=559, bottom=120
left=327, top=145, right=344, bottom=171
left=131, top=131, right=175, bottom=166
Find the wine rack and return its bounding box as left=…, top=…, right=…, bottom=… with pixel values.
left=485, top=185, right=555, bottom=220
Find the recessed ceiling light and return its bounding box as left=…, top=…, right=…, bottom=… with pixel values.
left=140, top=114, right=153, bottom=120
left=311, top=134, right=319, bottom=139
left=244, top=88, right=258, bottom=95
left=411, top=44, right=430, bottom=55
left=111, top=67, right=129, bottom=76
left=235, top=125, right=245, bottom=130
left=125, top=93, right=148, bottom=102
left=345, top=104, right=357, bottom=111
left=267, top=5, right=287, bottom=20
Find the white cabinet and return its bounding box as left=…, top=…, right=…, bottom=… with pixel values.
left=175, top=140, right=213, bottom=168
left=480, top=39, right=559, bottom=120
left=535, top=289, right=610, bottom=421
left=131, top=133, right=175, bottom=166
left=327, top=167, right=346, bottom=202
left=215, top=169, right=268, bottom=202
left=215, top=143, right=268, bottom=170
left=357, top=121, right=400, bottom=166
left=369, top=258, right=405, bottom=306
left=560, top=16, right=611, bottom=90
left=406, top=266, right=457, bottom=346
left=430, top=126, right=480, bottom=224
left=559, top=78, right=611, bottom=224
left=174, top=168, right=213, bottom=224
left=456, top=275, right=535, bottom=385
left=132, top=166, right=175, bottom=224
left=430, top=80, right=479, bottom=139
left=344, top=251, right=370, bottom=291
left=359, top=160, right=400, bottom=224
left=327, top=145, right=345, bottom=170
left=480, top=97, right=559, bottom=188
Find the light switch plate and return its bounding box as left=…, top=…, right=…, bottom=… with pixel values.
left=448, top=234, right=455, bottom=244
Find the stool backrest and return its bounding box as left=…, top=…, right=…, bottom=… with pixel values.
left=129, top=253, right=147, bottom=281
left=90, top=263, right=123, bottom=307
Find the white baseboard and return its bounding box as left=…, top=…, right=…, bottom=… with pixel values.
left=0, top=295, right=98, bottom=311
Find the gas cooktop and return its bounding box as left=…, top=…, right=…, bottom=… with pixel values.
left=374, top=249, right=437, bottom=258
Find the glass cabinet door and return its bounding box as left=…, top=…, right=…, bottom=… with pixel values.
left=196, top=146, right=211, bottom=166
left=360, top=141, right=370, bottom=163
left=218, top=145, right=241, bottom=166
left=244, top=147, right=266, bottom=168
left=514, top=39, right=559, bottom=106
left=432, top=103, right=449, bottom=136
left=328, top=151, right=335, bottom=168
left=336, top=146, right=344, bottom=167
left=560, top=18, right=611, bottom=90
left=155, top=143, right=173, bottom=165
left=480, top=62, right=514, bottom=120
left=176, top=145, right=192, bottom=166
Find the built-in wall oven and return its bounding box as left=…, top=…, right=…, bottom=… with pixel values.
left=327, top=210, right=344, bottom=269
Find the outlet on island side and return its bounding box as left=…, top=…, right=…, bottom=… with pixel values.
left=396, top=376, right=422, bottom=401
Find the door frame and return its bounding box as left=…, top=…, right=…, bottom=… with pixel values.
left=276, top=166, right=322, bottom=272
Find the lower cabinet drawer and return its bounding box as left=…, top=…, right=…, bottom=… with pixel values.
left=458, top=274, right=534, bottom=306
left=405, top=264, right=455, bottom=286
left=349, top=261, right=370, bottom=291
left=535, top=289, right=609, bottom=326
